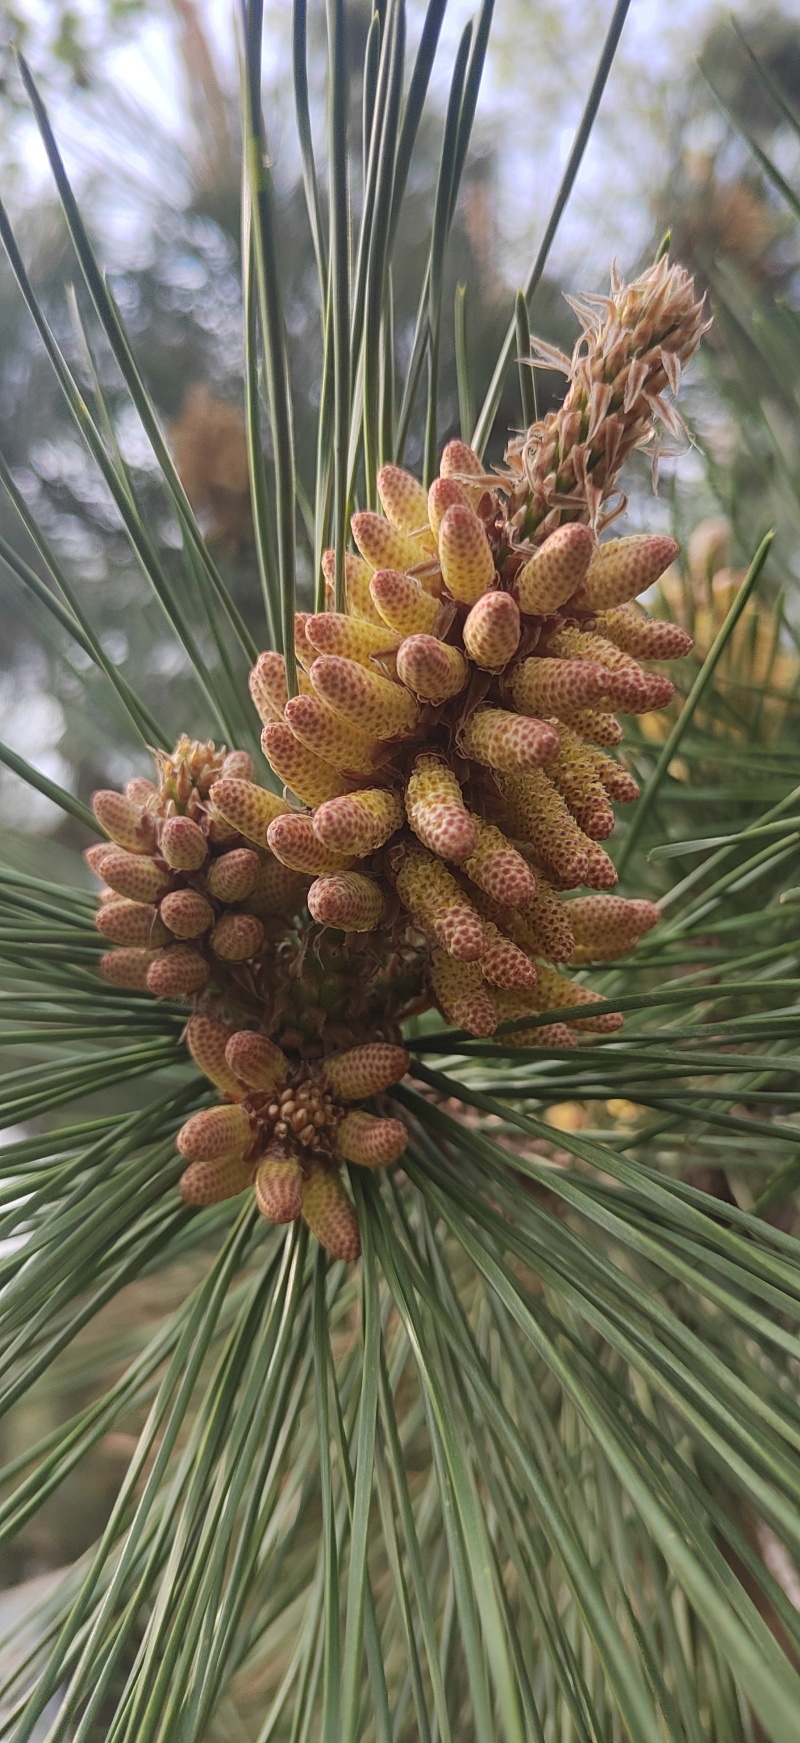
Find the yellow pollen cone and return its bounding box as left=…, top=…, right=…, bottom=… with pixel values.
left=209, top=778, right=291, bottom=848
left=225, top=1030, right=288, bottom=1089
left=463, top=590, right=520, bottom=670
left=304, top=612, right=400, bottom=664
left=307, top=871, right=385, bottom=931
left=324, top=1043, right=409, bottom=1101
left=438, top=439, right=486, bottom=508
left=405, top=755, right=476, bottom=862
left=514, top=522, right=593, bottom=615
left=210, top=913, right=265, bottom=961
left=284, top=694, right=382, bottom=774
left=312, top=788, right=403, bottom=855
left=255, top=1155, right=304, bottom=1223
left=575, top=534, right=678, bottom=611
left=301, top=1162, right=361, bottom=1261
left=177, top=1103, right=252, bottom=1162
left=438, top=504, right=495, bottom=604
left=266, top=813, right=355, bottom=875
left=261, top=722, right=352, bottom=807
left=146, top=947, right=211, bottom=998
left=369, top=568, right=442, bottom=636
left=429, top=951, right=496, bottom=1037
left=205, top=848, right=260, bottom=902
left=336, top=1110, right=408, bottom=1169
left=351, top=510, right=426, bottom=576
left=180, top=1155, right=253, bottom=1207
left=428, top=474, right=470, bottom=538
left=185, top=1015, right=243, bottom=1098
left=310, top=654, right=419, bottom=737
left=396, top=634, right=468, bottom=703
left=462, top=818, right=537, bottom=908
left=159, top=889, right=215, bottom=939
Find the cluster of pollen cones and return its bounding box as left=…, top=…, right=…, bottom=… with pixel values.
left=88, top=258, right=707, bottom=1260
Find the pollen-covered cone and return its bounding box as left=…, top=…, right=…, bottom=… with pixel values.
left=173, top=1034, right=410, bottom=1261
left=88, top=736, right=299, bottom=1024
left=256, top=263, right=704, bottom=1045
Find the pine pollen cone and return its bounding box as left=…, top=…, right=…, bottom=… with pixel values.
left=176, top=1028, right=411, bottom=1260
left=89, top=260, right=705, bottom=1245
left=251, top=260, right=704, bottom=1046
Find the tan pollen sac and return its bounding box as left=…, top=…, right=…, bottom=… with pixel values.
left=438, top=504, right=495, bottom=604
left=220, top=751, right=254, bottom=783
left=462, top=591, right=520, bottom=671
left=427, top=474, right=470, bottom=539
left=336, top=1110, right=408, bottom=1169
left=581, top=839, right=619, bottom=891
left=394, top=846, right=487, bottom=962
left=225, top=1030, right=288, bottom=1089
left=312, top=788, right=404, bottom=856
left=438, top=438, right=487, bottom=509
left=304, top=611, right=401, bottom=665
left=125, top=775, right=159, bottom=809
left=99, top=947, right=161, bottom=989
left=261, top=722, right=352, bottom=808
left=396, top=634, right=469, bottom=704
left=474, top=884, right=576, bottom=968
left=254, top=1154, right=304, bottom=1223
left=573, top=534, right=679, bottom=611
left=488, top=987, right=578, bottom=1050
left=301, top=1162, right=361, bottom=1261
left=369, top=568, right=443, bottom=637
left=535, top=963, right=623, bottom=1033
left=405, top=755, right=477, bottom=863
left=377, top=464, right=436, bottom=552
left=185, top=1014, right=244, bottom=1099
left=566, top=893, right=660, bottom=962
left=283, top=693, right=382, bottom=775
left=595, top=606, right=693, bottom=661
left=205, top=848, right=260, bottom=904
left=307, top=871, right=385, bottom=932
left=322, top=548, right=385, bottom=625
left=91, top=789, right=156, bottom=855
left=293, top=612, right=317, bottom=672
left=180, top=1154, right=253, bottom=1207
left=208, top=777, right=290, bottom=847
left=159, top=889, right=215, bottom=939
left=498, top=770, right=591, bottom=888
left=177, top=1102, right=253, bottom=1163
left=508, top=655, right=612, bottom=716
left=430, top=950, right=497, bottom=1037
left=210, top=913, right=265, bottom=962
left=324, top=1043, right=409, bottom=1101
left=351, top=509, right=427, bottom=576
left=514, top=522, right=594, bottom=615
left=557, top=706, right=624, bottom=748
left=541, top=627, right=654, bottom=714
left=94, top=900, right=170, bottom=948
left=266, top=813, right=355, bottom=875
left=146, top=946, right=211, bottom=998
left=310, top=653, right=420, bottom=738
left=249, top=651, right=313, bottom=726
left=459, top=708, right=560, bottom=773
left=546, top=736, right=615, bottom=842
left=478, top=919, right=538, bottom=990
left=88, top=849, right=172, bottom=904
left=461, top=818, right=537, bottom=908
